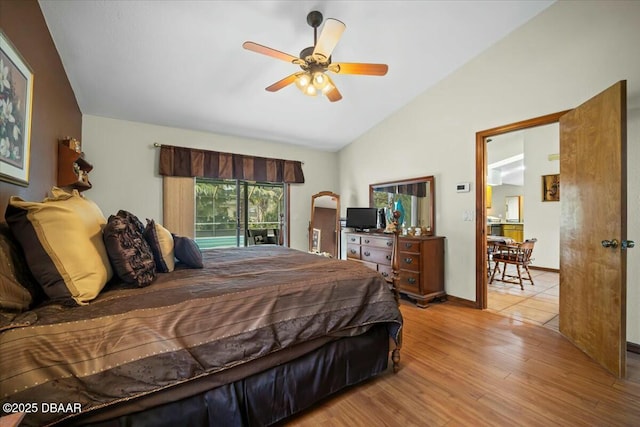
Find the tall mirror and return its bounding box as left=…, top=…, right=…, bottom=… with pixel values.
left=369, top=176, right=435, bottom=236
left=309, top=191, right=340, bottom=257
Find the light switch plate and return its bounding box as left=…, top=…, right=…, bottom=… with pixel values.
left=456, top=182, right=470, bottom=192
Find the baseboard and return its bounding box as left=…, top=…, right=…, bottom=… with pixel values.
left=628, top=341, right=640, bottom=354
left=530, top=266, right=560, bottom=273
left=445, top=295, right=476, bottom=308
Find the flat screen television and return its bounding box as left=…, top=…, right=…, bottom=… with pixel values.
left=346, top=207, right=378, bottom=231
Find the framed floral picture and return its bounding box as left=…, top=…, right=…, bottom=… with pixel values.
left=0, top=30, right=34, bottom=186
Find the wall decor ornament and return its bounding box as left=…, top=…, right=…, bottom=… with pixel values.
left=0, top=31, right=34, bottom=186
left=542, top=174, right=560, bottom=202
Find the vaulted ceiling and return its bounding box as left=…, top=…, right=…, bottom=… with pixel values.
left=39, top=0, right=554, bottom=151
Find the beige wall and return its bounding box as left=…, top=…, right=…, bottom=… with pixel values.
left=338, top=1, right=640, bottom=342
left=82, top=115, right=339, bottom=251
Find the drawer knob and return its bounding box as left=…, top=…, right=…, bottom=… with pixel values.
left=386, top=255, right=391, bottom=261
left=381, top=272, right=388, bottom=277
left=407, top=277, right=417, bottom=284
left=350, top=249, right=356, bottom=254
left=404, top=257, right=413, bottom=264
left=386, top=241, right=393, bottom=247
left=363, top=251, right=371, bottom=257
left=364, top=239, right=370, bottom=244
left=350, top=238, right=356, bottom=242
left=405, top=243, right=412, bottom=249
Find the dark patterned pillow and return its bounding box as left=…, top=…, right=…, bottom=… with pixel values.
left=103, top=211, right=156, bottom=286
left=172, top=235, right=203, bottom=268
left=143, top=219, right=175, bottom=273
left=0, top=223, right=45, bottom=312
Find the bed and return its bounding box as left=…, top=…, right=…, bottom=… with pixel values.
left=0, top=217, right=402, bottom=426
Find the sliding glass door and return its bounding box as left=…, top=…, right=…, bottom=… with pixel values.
left=195, top=178, right=285, bottom=249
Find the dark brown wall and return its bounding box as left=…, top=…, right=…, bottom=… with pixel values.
left=0, top=0, right=81, bottom=215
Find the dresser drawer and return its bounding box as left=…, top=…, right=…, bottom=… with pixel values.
left=346, top=234, right=361, bottom=245
left=361, top=235, right=393, bottom=249
left=361, top=247, right=393, bottom=266
left=398, top=238, right=420, bottom=253
left=399, top=252, right=421, bottom=271
left=378, top=264, right=393, bottom=281
left=398, top=270, right=420, bottom=294
left=346, top=244, right=361, bottom=260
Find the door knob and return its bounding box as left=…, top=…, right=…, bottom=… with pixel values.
left=601, top=239, right=619, bottom=248
left=622, top=240, right=635, bottom=249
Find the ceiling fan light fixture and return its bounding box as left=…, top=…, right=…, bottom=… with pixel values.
left=312, top=71, right=329, bottom=90
left=303, top=83, right=317, bottom=97
left=243, top=10, right=387, bottom=102
left=295, top=72, right=311, bottom=90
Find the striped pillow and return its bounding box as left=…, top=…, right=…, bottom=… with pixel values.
left=173, top=235, right=203, bottom=268
left=5, top=188, right=113, bottom=305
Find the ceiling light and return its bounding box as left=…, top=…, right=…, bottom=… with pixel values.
left=295, top=72, right=311, bottom=91
left=312, top=71, right=329, bottom=90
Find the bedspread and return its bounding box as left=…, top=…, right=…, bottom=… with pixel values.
left=0, top=246, right=402, bottom=426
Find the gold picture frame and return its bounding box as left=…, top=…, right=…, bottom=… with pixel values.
left=0, top=30, right=34, bottom=186
left=542, top=174, right=560, bottom=202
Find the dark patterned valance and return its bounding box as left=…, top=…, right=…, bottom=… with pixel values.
left=375, top=183, right=426, bottom=198
left=158, top=144, right=304, bottom=184
left=397, top=183, right=427, bottom=198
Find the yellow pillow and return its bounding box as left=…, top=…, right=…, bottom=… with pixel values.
left=5, top=188, right=113, bottom=305
left=143, top=219, right=175, bottom=273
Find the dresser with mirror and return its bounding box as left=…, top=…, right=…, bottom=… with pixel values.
left=346, top=176, right=445, bottom=307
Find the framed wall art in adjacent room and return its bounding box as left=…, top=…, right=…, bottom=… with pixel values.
left=0, top=30, right=34, bottom=186
left=542, top=174, right=560, bottom=202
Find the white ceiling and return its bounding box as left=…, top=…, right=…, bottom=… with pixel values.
left=487, top=131, right=525, bottom=186
left=38, top=0, right=554, bottom=152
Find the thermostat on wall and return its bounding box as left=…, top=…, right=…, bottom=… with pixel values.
left=456, top=182, right=471, bottom=193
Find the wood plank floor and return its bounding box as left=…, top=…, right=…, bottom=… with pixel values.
left=286, top=301, right=640, bottom=426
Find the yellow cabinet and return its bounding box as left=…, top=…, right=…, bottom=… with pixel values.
left=502, top=224, right=524, bottom=242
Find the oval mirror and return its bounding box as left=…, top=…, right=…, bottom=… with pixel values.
left=369, top=176, right=435, bottom=236
left=309, top=191, right=340, bottom=257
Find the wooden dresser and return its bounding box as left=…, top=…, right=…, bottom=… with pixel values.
left=396, top=235, right=446, bottom=307
left=345, top=232, right=394, bottom=282
left=345, top=232, right=446, bottom=307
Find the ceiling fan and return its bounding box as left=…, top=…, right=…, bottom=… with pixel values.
left=242, top=11, right=388, bottom=102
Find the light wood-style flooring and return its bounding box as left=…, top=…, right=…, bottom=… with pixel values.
left=488, top=269, right=559, bottom=331
left=287, top=301, right=640, bottom=426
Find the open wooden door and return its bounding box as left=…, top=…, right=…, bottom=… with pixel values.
left=559, top=80, right=628, bottom=377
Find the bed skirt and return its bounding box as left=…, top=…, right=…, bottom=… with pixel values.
left=77, top=324, right=390, bottom=427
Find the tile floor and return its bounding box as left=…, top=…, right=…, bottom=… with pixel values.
left=487, top=267, right=559, bottom=331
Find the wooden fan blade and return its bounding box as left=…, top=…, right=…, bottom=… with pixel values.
left=312, top=18, right=346, bottom=61
left=243, top=41, right=299, bottom=63
left=265, top=73, right=298, bottom=92
left=324, top=75, right=342, bottom=102
left=326, top=85, right=343, bottom=102
left=331, top=62, right=388, bottom=76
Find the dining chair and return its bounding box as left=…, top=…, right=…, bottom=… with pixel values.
left=487, top=242, right=501, bottom=277
left=489, top=238, right=537, bottom=290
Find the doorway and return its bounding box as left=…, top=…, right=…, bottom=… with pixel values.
left=194, top=178, right=286, bottom=248
left=485, top=124, right=561, bottom=328
left=475, top=111, right=568, bottom=310
left=475, top=81, right=629, bottom=378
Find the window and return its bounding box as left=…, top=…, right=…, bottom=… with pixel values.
left=195, top=178, right=286, bottom=248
